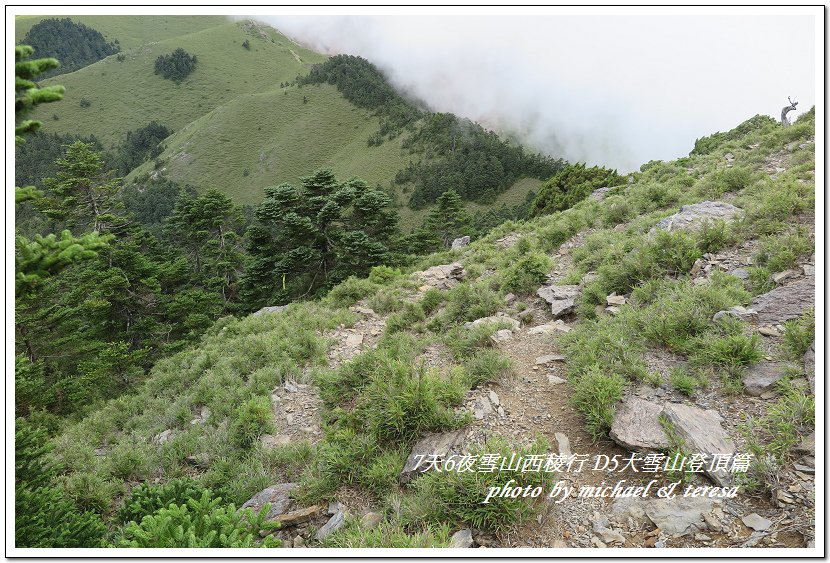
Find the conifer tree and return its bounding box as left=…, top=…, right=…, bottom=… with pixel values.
left=241, top=169, right=398, bottom=308
left=425, top=188, right=473, bottom=248
left=14, top=45, right=109, bottom=296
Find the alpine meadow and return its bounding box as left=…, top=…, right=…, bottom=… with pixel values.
left=12, top=12, right=819, bottom=555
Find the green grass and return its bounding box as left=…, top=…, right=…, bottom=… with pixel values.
left=22, top=18, right=325, bottom=148
left=16, top=15, right=230, bottom=50
left=127, top=83, right=413, bottom=205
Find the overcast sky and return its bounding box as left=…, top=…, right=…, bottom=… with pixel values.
left=262, top=14, right=817, bottom=171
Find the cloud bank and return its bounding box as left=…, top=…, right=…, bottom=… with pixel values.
left=261, top=14, right=816, bottom=171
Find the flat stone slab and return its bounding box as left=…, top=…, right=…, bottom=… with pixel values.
left=744, top=362, right=789, bottom=397
left=609, top=397, right=670, bottom=451
left=653, top=201, right=743, bottom=233
left=528, top=320, right=571, bottom=335
left=741, top=513, right=773, bottom=531
left=240, top=483, right=298, bottom=520
left=400, top=429, right=467, bottom=484
left=273, top=504, right=320, bottom=526
left=535, top=354, right=566, bottom=365
left=662, top=403, right=735, bottom=486
left=643, top=496, right=720, bottom=537
left=751, top=277, right=814, bottom=324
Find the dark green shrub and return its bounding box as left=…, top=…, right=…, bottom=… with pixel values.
left=154, top=48, right=197, bottom=83
left=502, top=252, right=551, bottom=295
left=15, top=419, right=107, bottom=548
left=116, top=491, right=281, bottom=547
left=229, top=396, right=273, bottom=448
left=530, top=163, right=620, bottom=217
left=118, top=478, right=214, bottom=524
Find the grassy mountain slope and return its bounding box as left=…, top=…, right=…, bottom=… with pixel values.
left=15, top=15, right=229, bottom=50
left=46, top=110, right=815, bottom=547
left=125, top=83, right=412, bottom=205
left=20, top=17, right=324, bottom=146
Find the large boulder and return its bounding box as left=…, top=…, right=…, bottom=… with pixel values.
left=652, top=201, right=743, bottom=233
left=240, top=483, right=297, bottom=520
left=609, top=397, right=669, bottom=451
left=743, top=362, right=789, bottom=397
left=414, top=262, right=465, bottom=290
left=252, top=305, right=289, bottom=316
left=451, top=236, right=471, bottom=250
left=400, top=429, right=467, bottom=484
left=662, top=403, right=736, bottom=486
left=537, top=285, right=580, bottom=318
left=751, top=277, right=814, bottom=324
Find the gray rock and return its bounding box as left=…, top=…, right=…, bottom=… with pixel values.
left=474, top=397, right=494, bottom=420
left=450, top=528, right=474, bottom=548
left=713, top=306, right=758, bottom=323
left=451, top=236, right=471, bottom=250
left=592, top=513, right=610, bottom=532
left=241, top=483, right=298, bottom=520
left=752, top=277, right=814, bottom=324
left=643, top=496, right=719, bottom=537
left=741, top=513, right=773, bottom=531
left=730, top=268, right=750, bottom=280
left=597, top=527, right=626, bottom=544
left=315, top=510, right=346, bottom=540
left=415, top=262, right=465, bottom=290
left=400, top=430, right=467, bottom=483
left=361, top=511, right=383, bottom=530
left=293, top=535, right=305, bottom=548
left=547, top=375, right=567, bottom=385
left=653, top=201, right=743, bottom=233
left=535, top=354, right=566, bottom=365
left=554, top=432, right=571, bottom=457
left=589, top=187, right=613, bottom=201
left=772, top=269, right=799, bottom=285
left=252, top=305, right=289, bottom=317
left=488, top=390, right=500, bottom=407
left=804, top=343, right=815, bottom=394
left=503, top=293, right=516, bottom=305
left=153, top=429, right=173, bottom=444
left=794, top=432, right=815, bottom=455
left=606, top=293, right=626, bottom=306
left=744, top=362, right=788, bottom=397
left=464, top=316, right=520, bottom=331
left=489, top=329, right=514, bottom=343
left=609, top=397, right=669, bottom=451
left=537, top=285, right=580, bottom=318
left=528, top=320, right=571, bottom=335
left=662, top=403, right=735, bottom=486
left=802, top=264, right=815, bottom=277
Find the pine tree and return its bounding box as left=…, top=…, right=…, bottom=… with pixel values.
left=241, top=169, right=398, bottom=308
left=165, top=188, right=245, bottom=302
left=424, top=189, right=473, bottom=248
left=14, top=45, right=110, bottom=296
left=40, top=141, right=125, bottom=233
